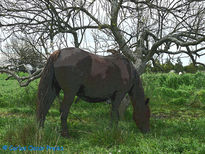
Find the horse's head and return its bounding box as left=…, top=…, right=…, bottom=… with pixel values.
left=133, top=98, right=150, bottom=133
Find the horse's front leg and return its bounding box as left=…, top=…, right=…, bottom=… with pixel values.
left=60, top=92, right=75, bottom=138
left=110, top=92, right=125, bottom=127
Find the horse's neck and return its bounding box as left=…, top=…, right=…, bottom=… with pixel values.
left=130, top=77, right=145, bottom=110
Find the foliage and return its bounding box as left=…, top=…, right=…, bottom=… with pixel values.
left=163, top=58, right=175, bottom=73
left=142, top=72, right=205, bottom=106
left=175, top=57, right=183, bottom=73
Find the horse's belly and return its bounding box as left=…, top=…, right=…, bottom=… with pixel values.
left=77, top=84, right=113, bottom=102
left=78, top=95, right=109, bottom=103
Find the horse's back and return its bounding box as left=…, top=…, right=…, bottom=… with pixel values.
left=54, top=48, right=90, bottom=68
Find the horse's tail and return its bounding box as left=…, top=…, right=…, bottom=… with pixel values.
left=36, top=50, right=61, bottom=127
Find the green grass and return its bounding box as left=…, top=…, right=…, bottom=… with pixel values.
left=0, top=72, right=205, bottom=153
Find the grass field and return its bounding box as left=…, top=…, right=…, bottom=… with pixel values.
left=0, top=72, right=205, bottom=153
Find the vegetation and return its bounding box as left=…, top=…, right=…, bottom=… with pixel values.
left=0, top=72, right=205, bottom=153
left=146, top=58, right=205, bottom=74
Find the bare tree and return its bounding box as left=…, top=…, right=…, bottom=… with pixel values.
left=0, top=0, right=205, bottom=82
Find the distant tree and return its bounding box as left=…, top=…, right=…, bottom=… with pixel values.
left=175, top=57, right=184, bottom=73
left=2, top=37, right=45, bottom=69
left=0, top=35, right=45, bottom=86
left=146, top=57, right=204, bottom=73
left=149, top=59, right=164, bottom=73
left=184, top=63, right=197, bottom=73
left=163, top=58, right=174, bottom=73
left=15, top=41, right=43, bottom=67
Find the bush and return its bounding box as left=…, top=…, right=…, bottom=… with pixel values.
left=197, top=90, right=205, bottom=104
left=142, top=72, right=205, bottom=104
left=193, top=72, right=205, bottom=89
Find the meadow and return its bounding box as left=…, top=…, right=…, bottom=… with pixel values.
left=0, top=72, right=205, bottom=153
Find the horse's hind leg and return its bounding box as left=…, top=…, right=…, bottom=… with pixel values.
left=60, top=91, right=76, bottom=137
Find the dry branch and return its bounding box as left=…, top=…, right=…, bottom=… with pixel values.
left=0, top=67, right=43, bottom=87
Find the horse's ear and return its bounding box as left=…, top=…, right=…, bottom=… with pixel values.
left=145, top=98, right=150, bottom=105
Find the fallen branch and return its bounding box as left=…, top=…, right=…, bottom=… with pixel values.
left=0, top=68, right=43, bottom=87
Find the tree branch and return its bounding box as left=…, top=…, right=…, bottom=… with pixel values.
left=0, top=68, right=43, bottom=87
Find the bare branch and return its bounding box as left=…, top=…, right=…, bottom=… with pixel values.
left=0, top=68, right=43, bottom=87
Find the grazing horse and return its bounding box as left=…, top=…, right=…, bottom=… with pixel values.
left=37, top=47, right=150, bottom=137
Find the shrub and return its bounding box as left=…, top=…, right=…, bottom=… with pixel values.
left=189, top=89, right=205, bottom=107
left=197, top=90, right=205, bottom=104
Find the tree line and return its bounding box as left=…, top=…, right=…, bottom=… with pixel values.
left=146, top=57, right=205, bottom=73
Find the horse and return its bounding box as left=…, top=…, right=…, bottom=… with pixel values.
left=36, top=47, right=150, bottom=137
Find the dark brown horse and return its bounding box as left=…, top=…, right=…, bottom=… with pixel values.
left=37, top=47, right=150, bottom=137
